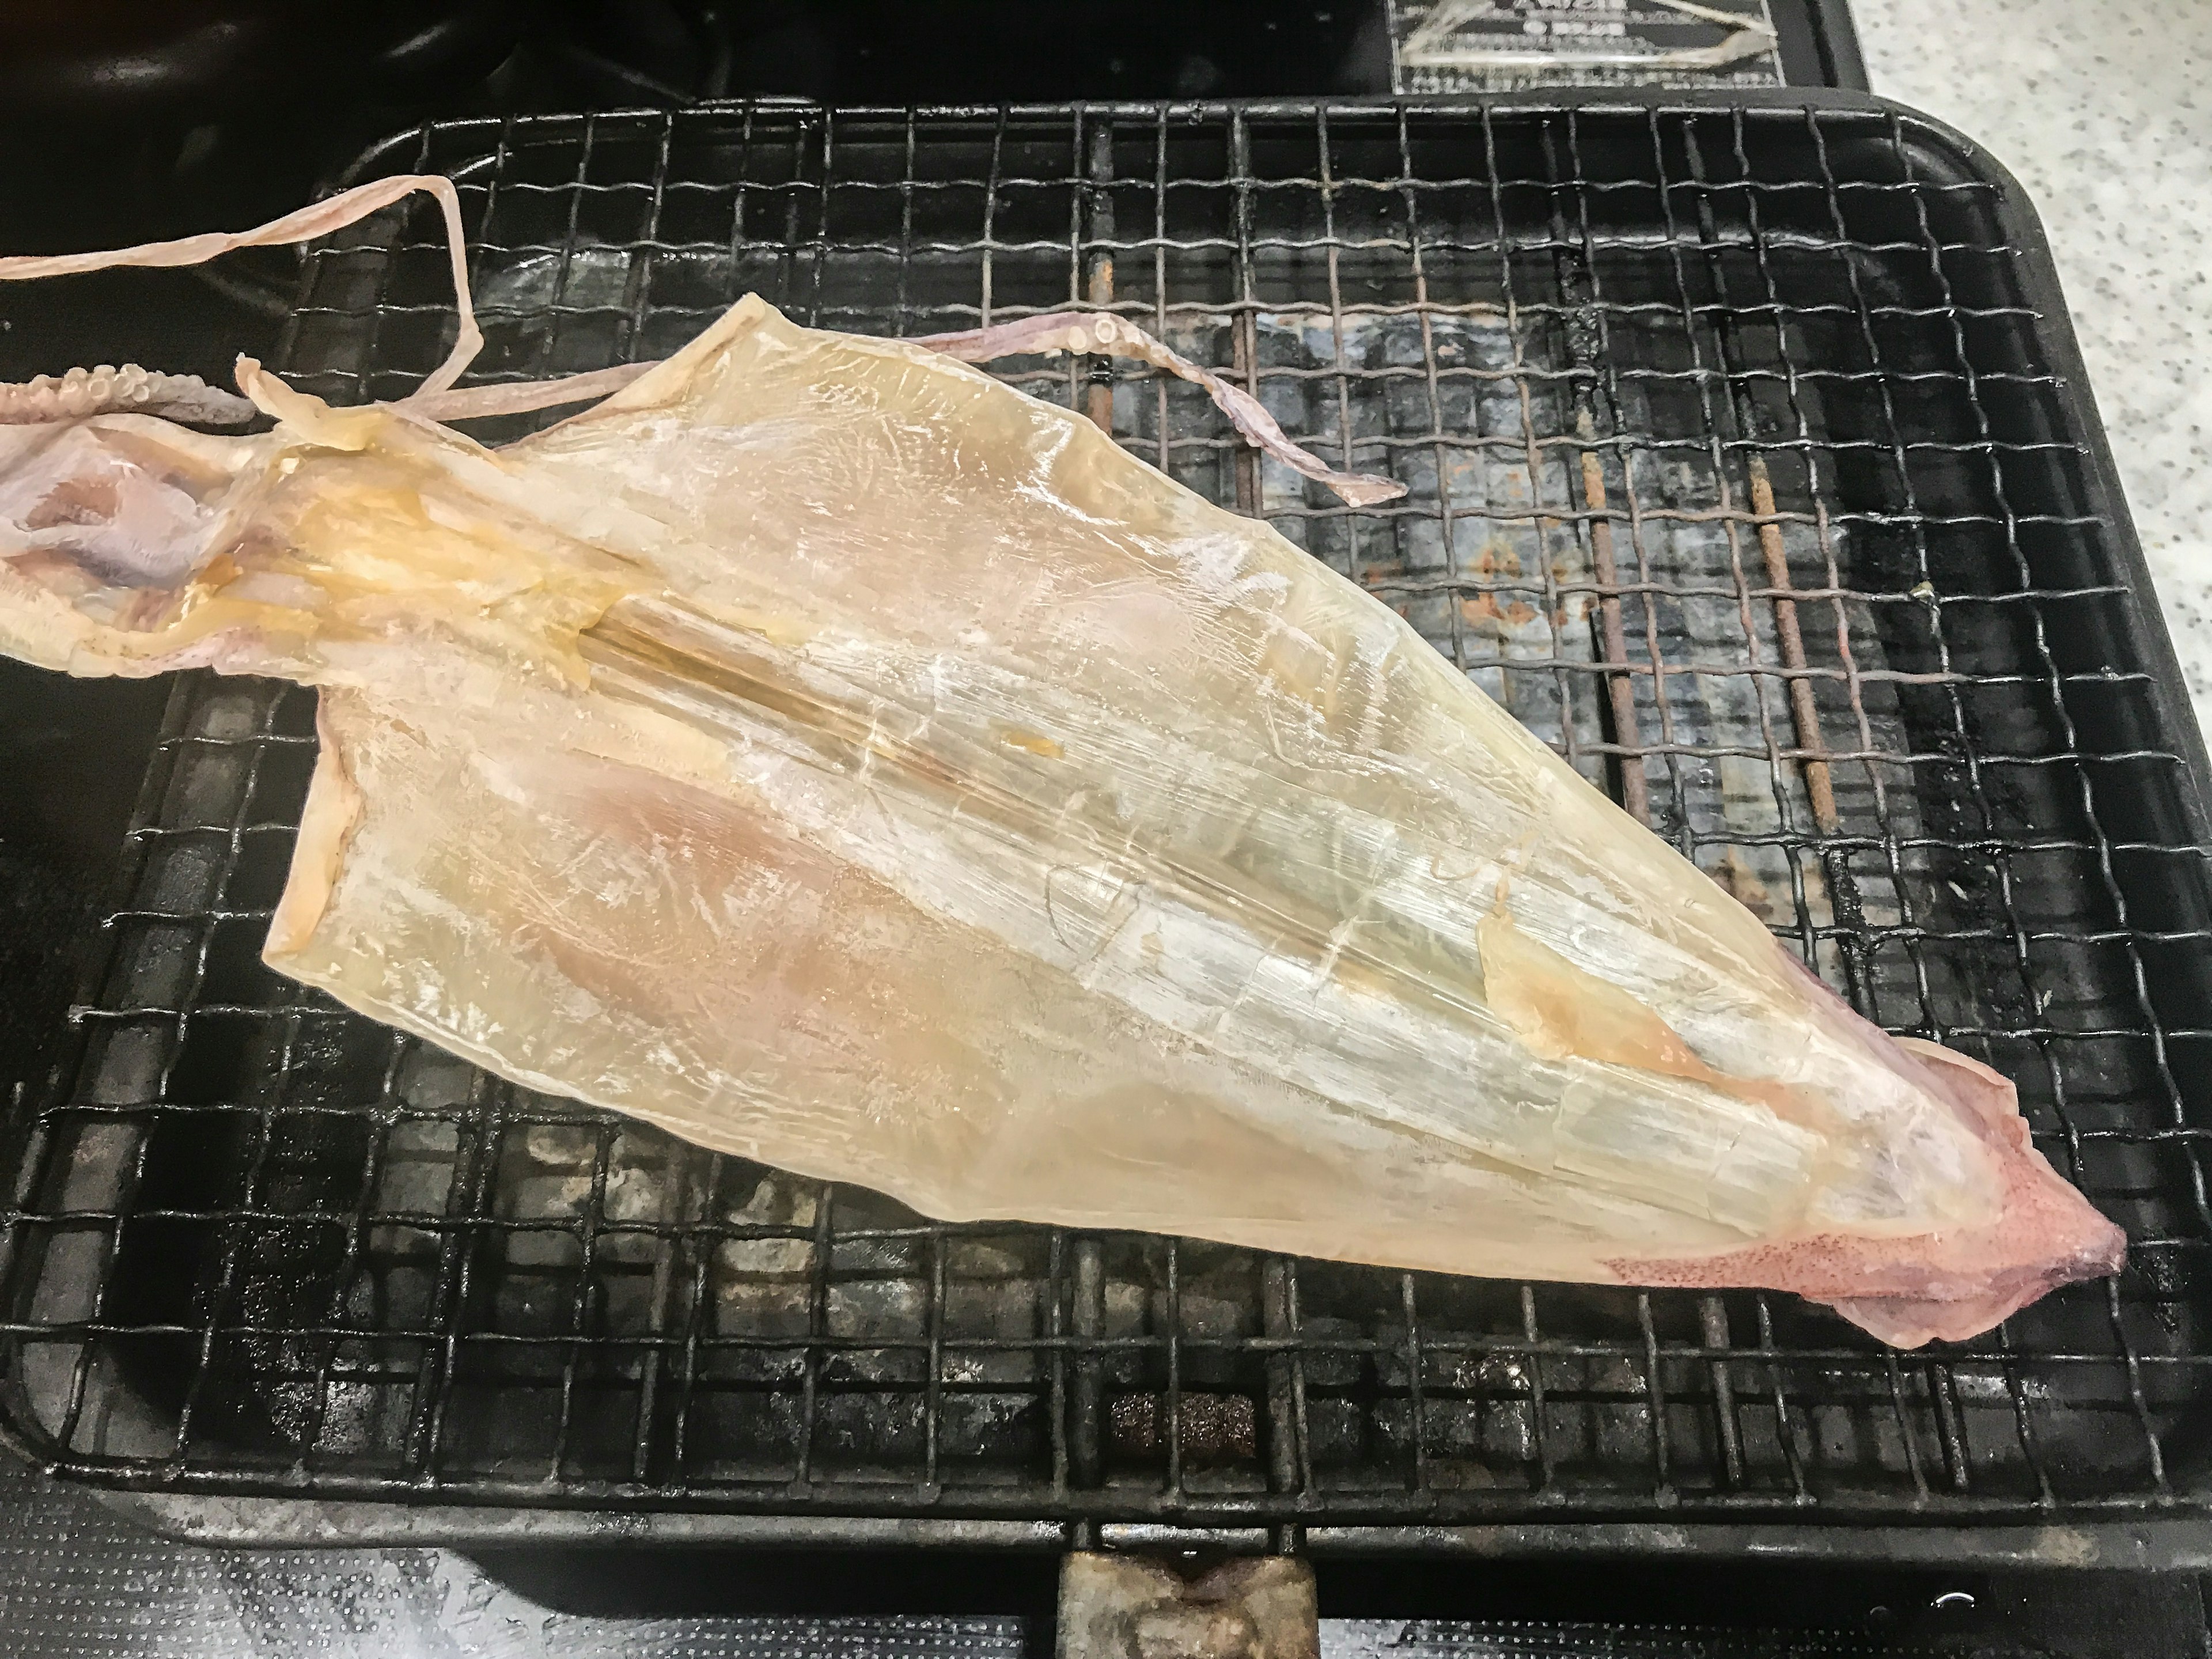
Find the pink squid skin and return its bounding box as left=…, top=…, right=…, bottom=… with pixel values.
left=1608, top=950, right=2126, bottom=1347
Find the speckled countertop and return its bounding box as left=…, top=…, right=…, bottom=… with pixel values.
left=1853, top=0, right=2212, bottom=740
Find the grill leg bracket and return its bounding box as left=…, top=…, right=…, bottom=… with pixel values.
left=1056, top=1551, right=1318, bottom=1659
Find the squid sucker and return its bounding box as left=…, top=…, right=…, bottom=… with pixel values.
left=0, top=184, right=2124, bottom=1348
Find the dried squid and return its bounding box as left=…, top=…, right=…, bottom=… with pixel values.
left=0, top=179, right=2124, bottom=1347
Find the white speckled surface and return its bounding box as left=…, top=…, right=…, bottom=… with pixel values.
left=1854, top=0, right=2212, bottom=742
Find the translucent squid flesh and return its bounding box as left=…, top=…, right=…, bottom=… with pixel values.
left=0, top=184, right=2124, bottom=1347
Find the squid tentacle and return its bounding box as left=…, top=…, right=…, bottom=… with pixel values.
left=0, top=179, right=1404, bottom=507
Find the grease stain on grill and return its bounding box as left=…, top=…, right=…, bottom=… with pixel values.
left=1111, top=1391, right=1259, bottom=1467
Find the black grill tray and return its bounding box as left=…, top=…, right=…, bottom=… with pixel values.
left=3, top=90, right=2210, bottom=1561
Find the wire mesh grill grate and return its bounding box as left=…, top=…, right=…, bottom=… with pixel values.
left=4, top=99, right=2210, bottom=1539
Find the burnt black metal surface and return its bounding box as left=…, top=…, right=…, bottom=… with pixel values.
left=2, top=93, right=2208, bottom=1557
left=16, top=1435, right=2208, bottom=1659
